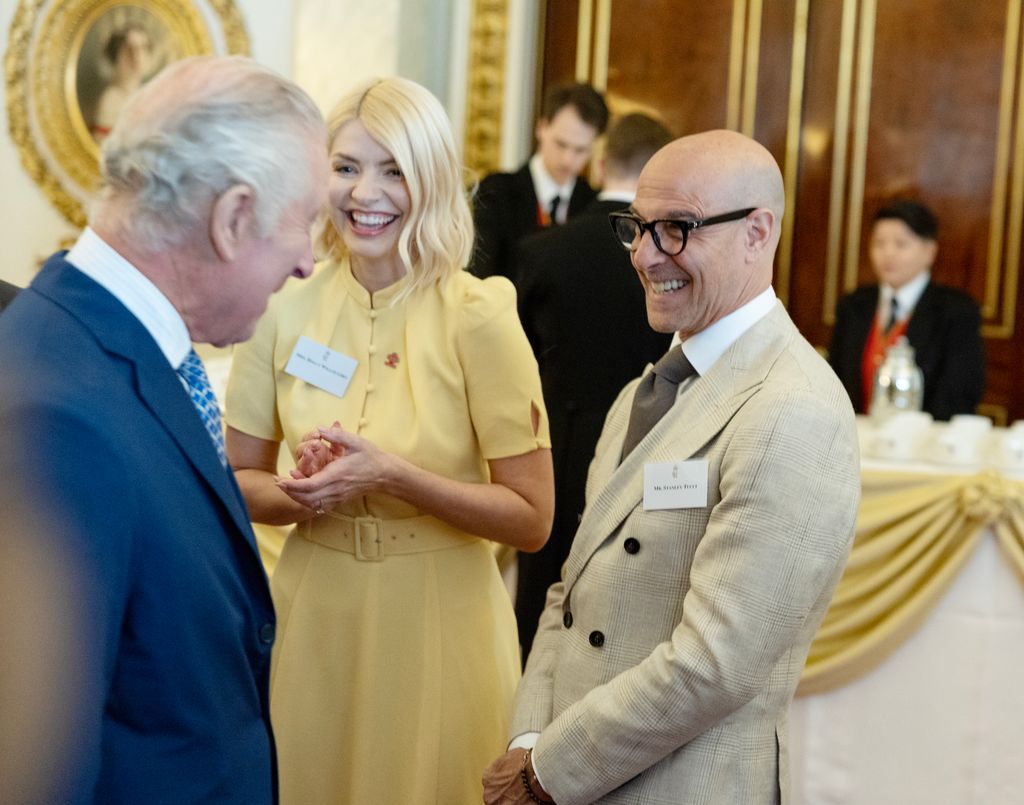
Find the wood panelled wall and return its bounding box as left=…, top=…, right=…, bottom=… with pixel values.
left=539, top=0, right=1023, bottom=423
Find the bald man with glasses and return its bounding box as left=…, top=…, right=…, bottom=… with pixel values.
left=483, top=130, right=860, bottom=805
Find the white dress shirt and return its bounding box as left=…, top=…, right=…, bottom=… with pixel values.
left=529, top=153, right=578, bottom=225
left=65, top=227, right=192, bottom=371
left=880, top=270, right=930, bottom=329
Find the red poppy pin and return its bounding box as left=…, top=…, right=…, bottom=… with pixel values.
left=385, top=352, right=400, bottom=368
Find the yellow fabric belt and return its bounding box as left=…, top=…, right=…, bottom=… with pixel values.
left=301, top=512, right=474, bottom=561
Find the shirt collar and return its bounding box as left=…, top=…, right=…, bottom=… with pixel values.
left=670, top=287, right=778, bottom=376
left=883, top=271, right=931, bottom=319
left=66, top=228, right=192, bottom=369
left=529, top=152, right=577, bottom=209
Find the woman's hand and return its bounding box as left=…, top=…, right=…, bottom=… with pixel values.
left=292, top=421, right=343, bottom=478
left=276, top=425, right=396, bottom=512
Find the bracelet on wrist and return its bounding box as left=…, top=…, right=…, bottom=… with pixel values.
left=520, top=749, right=553, bottom=804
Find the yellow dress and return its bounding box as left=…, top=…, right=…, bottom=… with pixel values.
left=225, top=259, right=550, bottom=805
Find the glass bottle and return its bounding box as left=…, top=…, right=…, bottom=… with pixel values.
left=870, top=336, right=924, bottom=419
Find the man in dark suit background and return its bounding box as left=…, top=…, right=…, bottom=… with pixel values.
left=0, top=278, right=18, bottom=312
left=0, top=56, right=327, bottom=804
left=512, top=113, right=674, bottom=660
left=470, top=83, right=609, bottom=280
left=828, top=199, right=985, bottom=420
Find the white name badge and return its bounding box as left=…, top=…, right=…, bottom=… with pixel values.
left=643, top=459, right=709, bottom=510
left=284, top=335, right=357, bottom=398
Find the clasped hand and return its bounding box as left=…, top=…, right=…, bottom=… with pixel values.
left=275, top=422, right=391, bottom=513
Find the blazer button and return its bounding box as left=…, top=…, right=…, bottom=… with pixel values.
left=623, top=537, right=640, bottom=554
left=563, top=611, right=573, bottom=629
left=589, top=630, right=605, bottom=648
left=259, top=623, right=275, bottom=645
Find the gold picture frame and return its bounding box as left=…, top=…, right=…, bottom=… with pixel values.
left=5, top=0, right=249, bottom=227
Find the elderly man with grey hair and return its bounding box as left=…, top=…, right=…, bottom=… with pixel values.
left=0, top=56, right=327, bottom=803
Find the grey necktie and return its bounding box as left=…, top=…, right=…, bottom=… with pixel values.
left=621, top=345, right=695, bottom=459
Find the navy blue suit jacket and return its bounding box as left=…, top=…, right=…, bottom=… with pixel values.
left=0, top=256, right=277, bottom=803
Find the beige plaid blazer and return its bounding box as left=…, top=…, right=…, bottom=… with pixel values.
left=512, top=303, right=860, bottom=804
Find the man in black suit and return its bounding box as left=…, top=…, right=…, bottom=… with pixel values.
left=513, top=113, right=674, bottom=660
left=471, top=83, right=609, bottom=280
left=0, top=279, right=18, bottom=313
left=829, top=199, right=985, bottom=420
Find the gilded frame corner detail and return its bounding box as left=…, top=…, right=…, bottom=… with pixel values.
left=5, top=0, right=249, bottom=227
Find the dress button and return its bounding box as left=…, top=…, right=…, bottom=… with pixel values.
left=369, top=310, right=378, bottom=319
left=358, top=417, right=369, bottom=427
left=258, top=623, right=275, bottom=644
left=562, top=611, right=573, bottom=629
left=589, top=630, right=605, bottom=648
left=368, top=345, right=378, bottom=356
left=365, top=383, right=375, bottom=393
left=623, top=537, right=640, bottom=554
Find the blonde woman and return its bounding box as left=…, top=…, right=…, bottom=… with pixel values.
left=224, top=77, right=553, bottom=804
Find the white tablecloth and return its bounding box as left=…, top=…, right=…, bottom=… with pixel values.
left=789, top=529, right=1024, bottom=804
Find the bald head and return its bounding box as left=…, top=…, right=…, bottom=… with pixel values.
left=629, top=130, right=785, bottom=338
left=645, top=129, right=785, bottom=241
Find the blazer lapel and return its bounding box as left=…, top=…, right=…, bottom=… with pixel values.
left=34, top=259, right=259, bottom=556
left=563, top=304, right=794, bottom=590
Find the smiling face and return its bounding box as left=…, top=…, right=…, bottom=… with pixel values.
left=535, top=106, right=599, bottom=186
left=869, top=218, right=937, bottom=290
left=327, top=119, right=411, bottom=284
left=629, top=132, right=782, bottom=338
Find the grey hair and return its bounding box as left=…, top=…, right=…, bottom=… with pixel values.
left=95, top=56, right=324, bottom=251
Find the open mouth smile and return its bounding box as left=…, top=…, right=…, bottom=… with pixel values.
left=651, top=278, right=689, bottom=295
left=347, top=210, right=398, bottom=234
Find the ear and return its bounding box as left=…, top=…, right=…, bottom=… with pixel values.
left=744, top=208, right=776, bottom=256
left=209, top=184, right=257, bottom=262
left=535, top=117, right=549, bottom=142
left=924, top=239, right=938, bottom=265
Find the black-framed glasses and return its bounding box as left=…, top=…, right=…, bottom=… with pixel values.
left=608, top=208, right=757, bottom=256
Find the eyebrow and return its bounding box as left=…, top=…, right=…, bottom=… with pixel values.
left=330, top=151, right=399, bottom=168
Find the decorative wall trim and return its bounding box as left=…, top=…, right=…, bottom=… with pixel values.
left=823, top=0, right=860, bottom=324
left=463, top=0, right=507, bottom=178
left=776, top=0, right=810, bottom=306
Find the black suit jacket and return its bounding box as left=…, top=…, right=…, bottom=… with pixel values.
left=828, top=281, right=985, bottom=420
left=0, top=278, right=19, bottom=313
left=470, top=162, right=597, bottom=280
left=512, top=199, right=671, bottom=658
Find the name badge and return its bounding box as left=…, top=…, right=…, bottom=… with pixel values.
left=284, top=335, right=357, bottom=398
left=643, top=459, right=708, bottom=510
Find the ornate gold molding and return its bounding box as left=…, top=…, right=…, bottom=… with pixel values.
left=5, top=0, right=249, bottom=227
left=983, top=0, right=1023, bottom=338
left=823, top=0, right=861, bottom=325
left=463, top=0, right=508, bottom=178
left=776, top=0, right=810, bottom=307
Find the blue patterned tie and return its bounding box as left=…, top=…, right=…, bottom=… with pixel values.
left=176, top=348, right=227, bottom=467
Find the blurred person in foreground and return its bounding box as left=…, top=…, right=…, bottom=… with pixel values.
left=483, top=130, right=860, bottom=804
left=512, top=112, right=674, bottom=662
left=828, top=198, right=985, bottom=420
left=0, top=55, right=328, bottom=803
left=224, top=76, right=554, bottom=804
left=470, top=83, right=609, bottom=280
left=0, top=278, right=18, bottom=312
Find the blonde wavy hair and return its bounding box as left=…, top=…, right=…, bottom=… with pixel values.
left=315, top=77, right=474, bottom=297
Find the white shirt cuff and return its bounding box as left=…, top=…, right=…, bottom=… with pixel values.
left=508, top=732, right=546, bottom=793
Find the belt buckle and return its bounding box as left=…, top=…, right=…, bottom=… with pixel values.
left=354, top=516, right=384, bottom=561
